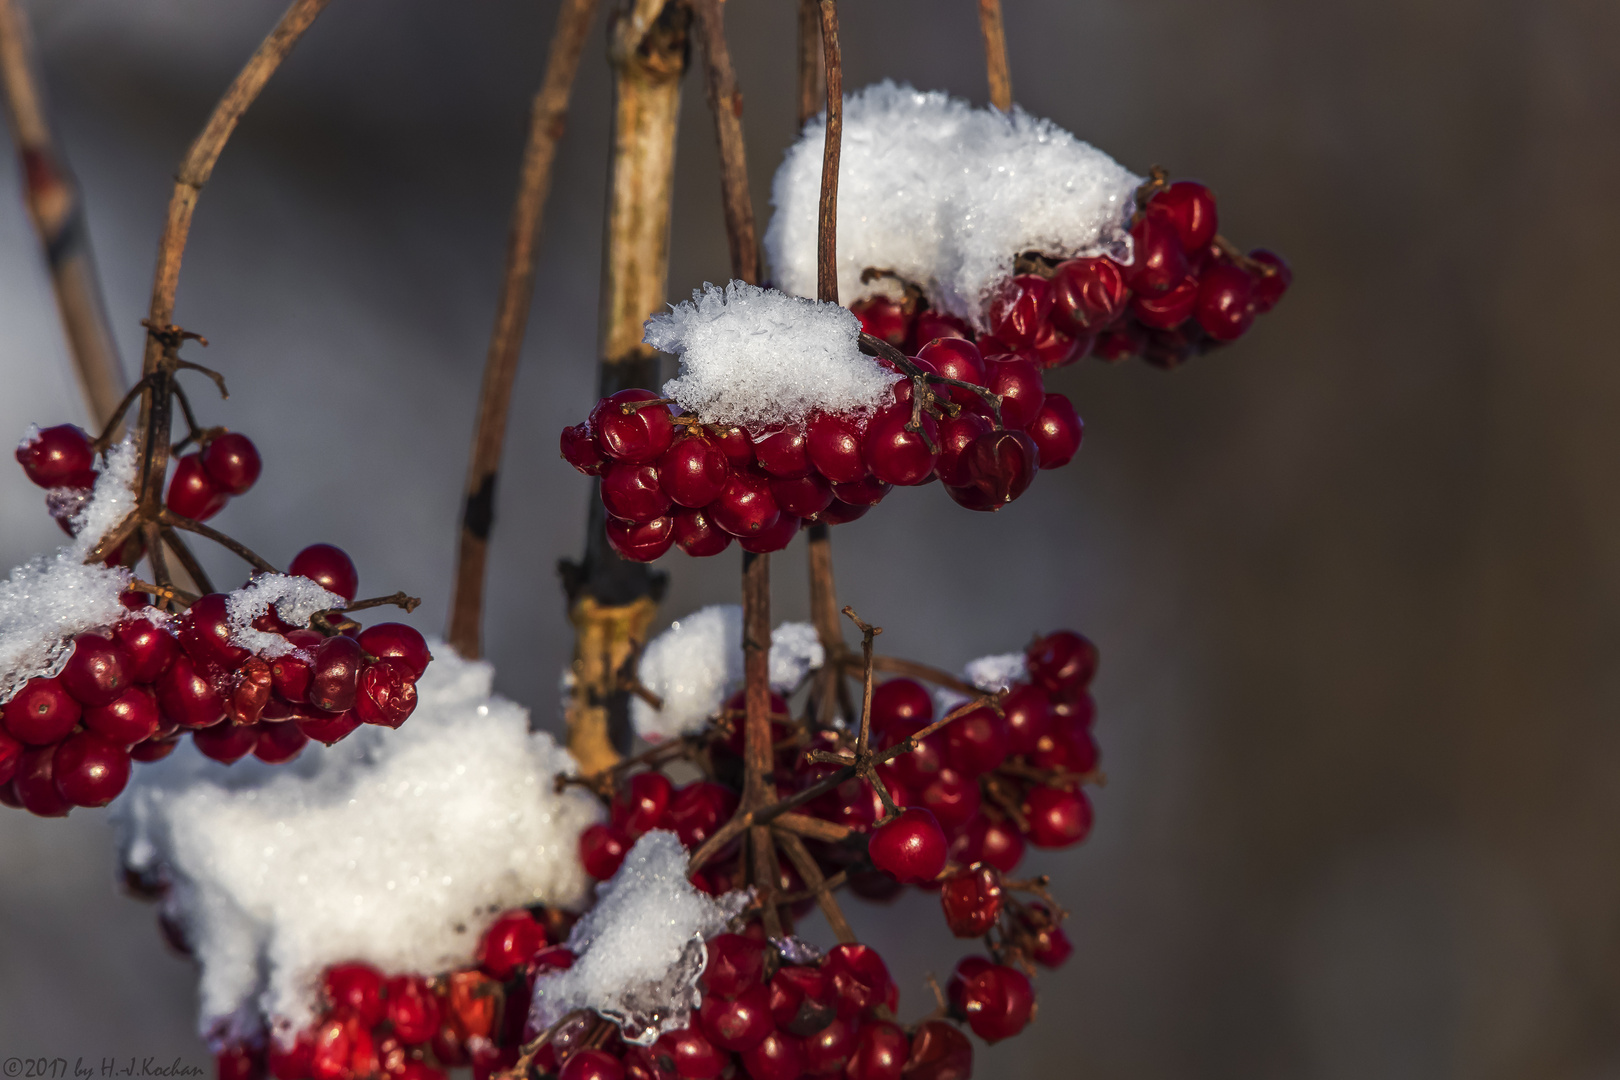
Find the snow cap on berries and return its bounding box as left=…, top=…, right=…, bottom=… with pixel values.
left=529, top=830, right=748, bottom=1045
left=647, top=281, right=894, bottom=429
left=766, top=81, right=1141, bottom=326
left=224, top=573, right=345, bottom=658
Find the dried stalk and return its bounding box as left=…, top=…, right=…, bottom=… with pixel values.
left=448, top=0, right=602, bottom=660
left=775, top=828, right=856, bottom=943
left=690, top=0, right=759, bottom=284
left=0, top=0, right=125, bottom=426
left=814, top=0, right=842, bottom=305
left=796, top=0, right=824, bottom=128
left=977, top=0, right=1013, bottom=111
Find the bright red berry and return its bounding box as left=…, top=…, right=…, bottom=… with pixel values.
left=672, top=507, right=733, bottom=557
left=828, top=476, right=891, bottom=508
left=176, top=593, right=249, bottom=673
left=844, top=1022, right=907, bottom=1080
left=979, top=355, right=1044, bottom=430
left=800, top=1014, right=858, bottom=1076
left=951, top=814, right=1025, bottom=874
left=580, top=822, right=631, bottom=879
left=1130, top=275, right=1198, bottom=330
left=1028, top=394, right=1082, bottom=470
left=113, top=618, right=178, bottom=683
left=193, top=721, right=260, bottom=764
left=607, top=515, right=676, bottom=562
left=1026, top=631, right=1098, bottom=693
left=60, top=633, right=133, bottom=706
left=850, top=296, right=910, bottom=348
left=166, top=452, right=229, bottom=521
left=986, top=275, right=1053, bottom=349
left=913, top=309, right=971, bottom=343
left=129, top=734, right=181, bottom=763
left=591, top=389, right=675, bottom=463
left=3, top=675, right=82, bottom=744
left=935, top=412, right=993, bottom=488
left=700, top=980, right=775, bottom=1051
left=916, top=338, right=986, bottom=407
left=702, top=932, right=766, bottom=998
left=1149, top=181, right=1219, bottom=251
left=869, top=807, right=947, bottom=883
left=668, top=782, right=739, bottom=849
left=477, top=909, right=547, bottom=980
left=804, top=413, right=866, bottom=484
left=355, top=623, right=431, bottom=679
left=294, top=706, right=360, bottom=746
left=561, top=1049, right=624, bottom=1080
left=902, top=1021, right=972, bottom=1080
left=742, top=1030, right=804, bottom=1080
left=309, top=635, right=364, bottom=713
left=816, top=498, right=870, bottom=526
left=289, top=544, right=359, bottom=603
left=1194, top=262, right=1256, bottom=341
left=602, top=461, right=674, bottom=523
left=201, top=433, right=262, bottom=496
left=862, top=403, right=937, bottom=487
left=870, top=679, right=931, bottom=733
left=325, top=962, right=387, bottom=1027
left=708, top=471, right=780, bottom=538
left=561, top=423, right=609, bottom=476
left=1123, top=211, right=1190, bottom=296
left=737, top=511, right=801, bottom=554
left=948, top=959, right=1034, bottom=1043
left=14, top=744, right=71, bottom=816
left=1024, top=785, right=1092, bottom=848
left=768, top=473, right=833, bottom=519
left=16, top=424, right=96, bottom=489
left=658, top=436, right=730, bottom=507
left=52, top=730, right=131, bottom=807
left=754, top=428, right=813, bottom=480
left=612, top=770, right=674, bottom=837
left=943, top=705, right=1008, bottom=776
left=940, top=865, right=1003, bottom=937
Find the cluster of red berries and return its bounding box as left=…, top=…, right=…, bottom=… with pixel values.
left=560, top=348, right=1083, bottom=561
left=853, top=178, right=1292, bottom=372
left=211, top=907, right=577, bottom=1080
left=0, top=543, right=430, bottom=817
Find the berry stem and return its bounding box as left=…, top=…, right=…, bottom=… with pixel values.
left=796, top=0, right=824, bottom=128
left=814, top=0, right=842, bottom=304
left=977, top=0, right=1014, bottom=111
left=159, top=527, right=217, bottom=596
left=448, top=0, right=601, bottom=661
left=775, top=828, right=857, bottom=943
left=691, top=0, right=760, bottom=285
left=159, top=510, right=279, bottom=575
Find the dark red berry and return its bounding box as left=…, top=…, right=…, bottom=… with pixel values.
left=308, top=636, right=364, bottom=713
left=607, top=515, right=676, bottom=562
left=2, top=675, right=82, bottom=744
left=804, top=413, right=866, bottom=484
left=175, top=594, right=249, bottom=673
left=477, top=909, right=547, bottom=980
left=267, top=1032, right=315, bottom=1080
left=114, top=618, right=178, bottom=683
left=961, top=429, right=1039, bottom=509
left=709, top=471, right=780, bottom=537
left=156, top=654, right=226, bottom=728
left=294, top=706, right=361, bottom=745
left=591, top=389, right=675, bottom=463
left=979, top=354, right=1044, bottom=430
left=869, top=807, right=947, bottom=883
left=673, top=507, right=733, bottom=556
left=754, top=428, right=813, bottom=480
left=742, top=1030, right=804, bottom=1080
left=1247, top=249, right=1292, bottom=313
left=1194, top=262, right=1256, bottom=341
left=850, top=296, right=910, bottom=348
left=1149, top=180, right=1219, bottom=251
left=913, top=309, right=972, bottom=343
left=862, top=403, right=937, bottom=487
left=919, top=769, right=980, bottom=829
left=653, top=1027, right=726, bottom=1080
left=354, top=658, right=418, bottom=728
left=829, top=476, right=891, bottom=508
left=916, top=338, right=986, bottom=406
left=1094, top=323, right=1144, bottom=363
left=878, top=718, right=947, bottom=790
left=289, top=544, right=359, bottom=603
left=561, top=423, right=609, bottom=476
left=1049, top=257, right=1128, bottom=334
left=251, top=721, right=309, bottom=764
left=385, top=974, right=441, bottom=1045
left=201, top=433, right=262, bottom=496
left=1123, top=212, right=1190, bottom=296
left=609, top=770, right=673, bottom=838
left=15, top=744, right=71, bottom=816
left=60, top=633, right=133, bottom=706
left=1026, top=630, right=1098, bottom=692
left=902, top=1021, right=972, bottom=1080
left=943, top=705, right=1008, bottom=776
left=935, top=412, right=993, bottom=488
left=948, top=959, right=1034, bottom=1043
left=580, top=822, right=631, bottom=879
left=659, top=436, right=730, bottom=507
left=129, top=734, right=181, bottom=763
left=325, top=962, right=387, bottom=1027
left=800, top=1014, right=858, bottom=1076
left=355, top=623, right=432, bottom=679
left=84, top=686, right=161, bottom=747
left=193, top=721, right=260, bottom=764
left=1131, top=275, right=1197, bottom=330
left=1033, top=921, right=1073, bottom=968
left=602, top=461, right=674, bottom=523
left=951, top=814, right=1025, bottom=874
left=940, top=864, right=1003, bottom=937
left=1024, top=322, right=1083, bottom=369
left=1024, top=785, right=1092, bottom=848
left=669, top=781, right=739, bottom=849
left=737, top=512, right=801, bottom=554
left=166, top=452, right=229, bottom=521
left=226, top=656, right=273, bottom=726
left=1028, top=394, right=1082, bottom=470
left=769, top=965, right=833, bottom=1035
left=270, top=633, right=319, bottom=703
left=712, top=426, right=754, bottom=466
left=0, top=730, right=19, bottom=787
left=702, top=932, right=766, bottom=998
left=52, top=730, right=131, bottom=806
left=16, top=424, right=95, bottom=488
left=769, top=473, right=833, bottom=519
left=986, top=275, right=1053, bottom=349
left=816, top=498, right=870, bottom=526
left=700, top=981, right=775, bottom=1051
left=871, top=679, right=931, bottom=733
left=1002, top=684, right=1053, bottom=755
left=216, top=1044, right=262, bottom=1080
left=845, top=1022, right=907, bottom=1080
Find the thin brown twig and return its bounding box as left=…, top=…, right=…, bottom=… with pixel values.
left=977, top=0, right=1013, bottom=111
left=159, top=527, right=216, bottom=596
left=775, top=829, right=856, bottom=943
left=159, top=511, right=278, bottom=575
left=0, top=0, right=126, bottom=426
left=796, top=0, right=823, bottom=129
left=835, top=652, right=981, bottom=698
left=447, top=0, right=601, bottom=660
left=691, top=0, right=759, bottom=284
left=814, top=0, right=842, bottom=304
left=335, top=591, right=422, bottom=615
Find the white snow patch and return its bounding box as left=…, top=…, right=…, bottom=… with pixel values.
left=111, top=648, right=603, bottom=1043
left=766, top=81, right=1141, bottom=326
left=529, top=831, right=746, bottom=1045
left=225, top=574, right=345, bottom=659
left=647, top=281, right=894, bottom=429
left=630, top=608, right=825, bottom=743
left=963, top=652, right=1028, bottom=693
left=0, top=438, right=139, bottom=702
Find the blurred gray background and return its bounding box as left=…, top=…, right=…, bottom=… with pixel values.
left=3, top=0, right=1618, bottom=1076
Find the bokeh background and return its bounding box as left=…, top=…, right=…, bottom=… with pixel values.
left=3, top=0, right=1619, bottom=1076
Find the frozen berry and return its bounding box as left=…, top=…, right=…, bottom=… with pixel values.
left=869, top=807, right=947, bottom=883
left=673, top=507, right=733, bottom=556
left=654, top=1027, right=725, bottom=1080
left=476, top=909, right=547, bottom=980
left=850, top=296, right=910, bottom=348
left=16, top=424, right=95, bottom=488
left=862, top=403, right=937, bottom=486
left=754, top=428, right=813, bottom=480
left=177, top=593, right=249, bottom=673
left=702, top=933, right=766, bottom=998
left=3, top=675, right=82, bottom=744
left=940, top=865, right=1003, bottom=937
left=290, top=544, right=359, bottom=603
left=1028, top=394, right=1082, bottom=470
left=355, top=623, right=432, bottom=679
left=166, top=452, right=228, bottom=521
left=608, top=515, right=676, bottom=562
left=52, top=730, right=131, bottom=807
left=987, top=275, right=1053, bottom=349
left=202, top=433, right=262, bottom=495
left=84, top=686, right=161, bottom=747
left=913, top=309, right=971, bottom=343
left=1123, top=212, right=1190, bottom=296
left=591, top=389, right=675, bottom=463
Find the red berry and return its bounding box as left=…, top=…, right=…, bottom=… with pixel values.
left=816, top=499, right=870, bottom=526
left=1094, top=323, right=1144, bottom=363
left=902, top=1021, right=972, bottom=1080
left=176, top=594, right=249, bottom=673
left=1001, top=684, right=1052, bottom=755
left=591, top=389, right=675, bottom=463
left=325, top=962, right=387, bottom=1027
left=602, top=461, right=674, bottom=524
left=658, top=436, right=730, bottom=507
left=353, top=623, right=431, bottom=679
left=769, top=473, right=833, bottom=519
left=166, top=452, right=229, bottom=521
left=934, top=412, right=993, bottom=488
left=216, top=1043, right=263, bottom=1080
left=844, top=1022, right=907, bottom=1080
left=1141, top=323, right=1200, bottom=370
left=1024, top=322, right=1083, bottom=370
left=1247, top=249, right=1292, bottom=313
left=251, top=721, right=309, bottom=764
left=672, top=507, right=733, bottom=557
left=737, top=512, right=801, bottom=554
left=60, top=633, right=133, bottom=706
left=943, top=705, right=1008, bottom=776
left=742, top=1030, right=804, bottom=1080
left=1024, top=785, right=1092, bottom=848
left=561, top=1049, right=624, bottom=1080
left=979, top=354, right=1044, bottom=430
left=711, top=426, right=754, bottom=466
left=193, top=721, right=260, bottom=764
left=309, top=636, right=364, bottom=713
left=652, top=1028, right=724, bottom=1080
left=862, top=404, right=936, bottom=487
left=913, top=309, right=971, bottom=343
left=16, top=424, right=95, bottom=488
left=868, top=807, right=947, bottom=884
left=15, top=744, right=71, bottom=816
left=580, top=822, right=632, bottom=879
left=477, top=909, right=547, bottom=980
left=3, top=675, right=82, bottom=744
left=129, top=734, right=181, bottom=763
left=52, top=730, right=131, bottom=806
left=850, top=296, right=910, bottom=348
left=114, top=618, right=179, bottom=683
left=668, top=782, right=739, bottom=849
left=201, top=433, right=262, bottom=496
left=703, top=932, right=766, bottom=998
left=1131, top=275, right=1198, bottom=330
left=608, top=515, right=677, bottom=562
left=354, top=658, right=419, bottom=728
left=0, top=730, right=19, bottom=787
left=878, top=718, right=946, bottom=790
left=1194, top=262, right=1257, bottom=341
left=700, top=981, right=774, bottom=1051
left=1026, top=631, right=1098, bottom=692
left=384, top=974, right=440, bottom=1045
left=948, top=959, right=1034, bottom=1043
left=154, top=651, right=228, bottom=729
left=804, top=413, right=866, bottom=484
left=986, top=275, right=1053, bottom=349
left=290, top=544, right=359, bottom=603
left=294, top=706, right=360, bottom=746
left=267, top=1032, right=315, bottom=1080
left=83, top=686, right=161, bottom=747
left=271, top=635, right=319, bottom=704
left=919, top=769, right=980, bottom=829
left=1149, top=180, right=1219, bottom=251
left=951, top=815, right=1025, bottom=874
left=800, top=1014, right=858, bottom=1076
left=940, top=864, right=1003, bottom=937
left=1028, top=394, right=1083, bottom=470
left=916, top=338, right=986, bottom=407
left=870, top=679, right=931, bottom=733
left=1123, top=212, right=1190, bottom=296
left=828, top=476, right=891, bottom=508
left=769, top=966, right=833, bottom=1034
left=754, top=428, right=813, bottom=480
left=561, top=423, right=609, bottom=476
left=709, top=471, right=780, bottom=538
left=613, top=770, right=674, bottom=837
left=1049, top=257, right=1128, bottom=335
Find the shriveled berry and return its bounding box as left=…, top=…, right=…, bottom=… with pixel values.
left=580, top=822, right=632, bottom=879
left=561, top=423, right=609, bottom=476
left=979, top=355, right=1044, bottom=430
left=699, top=981, right=774, bottom=1051
left=940, top=864, right=1003, bottom=937
left=202, top=433, right=262, bottom=495
left=608, top=515, right=676, bottom=562
left=602, top=460, right=674, bottom=523
left=709, top=471, right=780, bottom=538
left=591, top=389, right=675, bottom=463
left=1194, top=262, right=1256, bottom=341
left=1247, top=249, right=1292, bottom=313
left=673, top=507, right=733, bottom=557
left=1028, top=394, right=1082, bottom=470
left=226, top=656, right=273, bottom=726
left=290, top=544, right=359, bottom=603
left=354, top=658, right=418, bottom=728
left=935, top=412, right=993, bottom=488
left=963, top=429, right=1039, bottom=508
left=769, top=966, right=833, bottom=1035
left=477, top=909, right=547, bottom=980
left=870, top=807, right=948, bottom=883
left=1049, top=257, right=1128, bottom=334
left=1024, top=785, right=1092, bottom=848
left=987, top=275, right=1053, bottom=349
left=3, top=675, right=82, bottom=744
left=703, top=933, right=766, bottom=998
left=805, top=413, right=866, bottom=484
left=16, top=424, right=95, bottom=488
left=1131, top=275, right=1198, bottom=330
left=845, top=1022, right=907, bottom=1080
left=84, top=686, right=161, bottom=747
left=1025, top=322, right=1083, bottom=369
left=166, top=452, right=229, bottom=521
